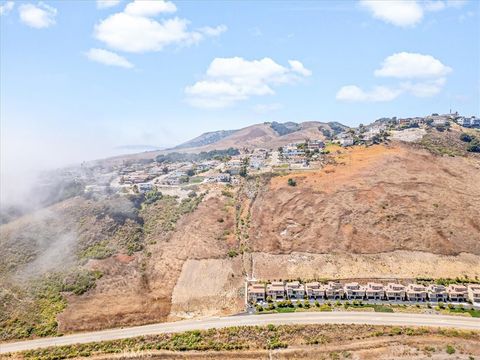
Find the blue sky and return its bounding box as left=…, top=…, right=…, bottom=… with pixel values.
left=1, top=0, right=479, bottom=175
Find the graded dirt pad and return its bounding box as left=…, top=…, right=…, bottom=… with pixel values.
left=170, top=258, right=244, bottom=319
left=250, top=251, right=480, bottom=280
left=249, top=143, right=480, bottom=256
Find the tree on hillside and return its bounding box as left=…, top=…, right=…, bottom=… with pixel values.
left=460, top=133, right=473, bottom=142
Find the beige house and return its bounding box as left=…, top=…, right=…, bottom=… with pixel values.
left=406, top=284, right=427, bottom=302
left=365, top=282, right=385, bottom=300
left=324, top=281, right=344, bottom=300
left=266, top=281, right=285, bottom=300
left=248, top=283, right=265, bottom=303
left=467, top=284, right=480, bottom=304
left=385, top=283, right=406, bottom=301
left=426, top=284, right=447, bottom=302
left=285, top=281, right=305, bottom=299
left=305, top=282, right=324, bottom=299
left=447, top=284, right=468, bottom=302
left=344, top=282, right=366, bottom=300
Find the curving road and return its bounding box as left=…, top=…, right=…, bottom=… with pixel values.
left=1, top=312, right=479, bottom=354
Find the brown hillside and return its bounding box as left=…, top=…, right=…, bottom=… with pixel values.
left=2, top=136, right=480, bottom=339
left=249, top=143, right=480, bottom=256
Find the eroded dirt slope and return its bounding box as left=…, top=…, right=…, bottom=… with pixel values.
left=249, top=143, right=480, bottom=255
left=57, top=191, right=239, bottom=332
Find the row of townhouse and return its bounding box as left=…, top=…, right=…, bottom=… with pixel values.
left=457, top=116, right=480, bottom=128
left=248, top=281, right=480, bottom=304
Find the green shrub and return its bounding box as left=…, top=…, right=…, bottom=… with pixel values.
left=287, top=178, right=297, bottom=187
left=227, top=249, right=239, bottom=258
left=446, top=344, right=456, bottom=355
left=460, top=133, right=473, bottom=142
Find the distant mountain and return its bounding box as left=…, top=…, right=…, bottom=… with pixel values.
left=172, top=121, right=350, bottom=152
left=174, top=130, right=239, bottom=150
left=106, top=121, right=350, bottom=162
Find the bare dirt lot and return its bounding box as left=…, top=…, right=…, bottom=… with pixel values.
left=250, top=251, right=480, bottom=280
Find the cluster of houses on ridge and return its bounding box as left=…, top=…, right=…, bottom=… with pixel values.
left=248, top=281, right=480, bottom=305
left=280, top=140, right=326, bottom=166
left=333, top=112, right=480, bottom=148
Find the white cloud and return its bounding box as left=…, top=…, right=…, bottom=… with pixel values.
left=198, top=25, right=228, bottom=37
left=185, top=57, right=311, bottom=108
left=0, top=1, right=14, bottom=15
left=288, top=60, right=312, bottom=76
left=94, top=1, right=225, bottom=53
left=336, top=85, right=401, bottom=102
left=124, top=0, right=176, bottom=16
left=400, top=78, right=446, bottom=97
left=97, top=0, right=121, bottom=9
left=337, top=52, right=451, bottom=102
left=19, top=2, right=57, bottom=28
left=360, top=0, right=423, bottom=27
left=360, top=0, right=467, bottom=27
left=374, top=52, right=452, bottom=79
left=85, top=48, right=134, bottom=69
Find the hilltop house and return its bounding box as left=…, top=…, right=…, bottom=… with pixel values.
left=385, top=283, right=406, bottom=301
left=266, top=281, right=285, bottom=300
left=285, top=281, right=305, bottom=299
left=216, top=173, right=231, bottom=182
left=406, top=284, right=427, bottom=302
left=426, top=284, right=447, bottom=302
left=447, top=284, right=468, bottom=302
left=344, top=282, right=366, bottom=300
left=365, top=282, right=385, bottom=300
left=467, top=284, right=480, bottom=304
left=458, top=116, right=480, bottom=128
left=306, top=140, right=324, bottom=151
left=248, top=283, right=266, bottom=303
left=324, top=282, right=344, bottom=300
left=226, top=159, right=242, bottom=175
left=305, top=282, right=324, bottom=299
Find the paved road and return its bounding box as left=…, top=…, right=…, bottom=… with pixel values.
left=1, top=312, right=479, bottom=354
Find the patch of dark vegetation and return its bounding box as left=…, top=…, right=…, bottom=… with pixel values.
left=416, top=276, right=480, bottom=286
left=270, top=121, right=301, bottom=136
left=459, top=132, right=480, bottom=152
left=326, top=121, right=349, bottom=135
left=142, top=193, right=205, bottom=235
left=419, top=131, right=465, bottom=157
left=174, top=130, right=238, bottom=150
left=94, top=196, right=143, bottom=226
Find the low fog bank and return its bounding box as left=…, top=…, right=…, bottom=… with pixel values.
left=0, top=130, right=166, bottom=220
